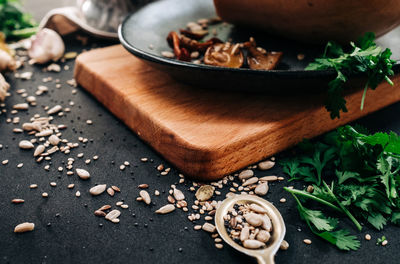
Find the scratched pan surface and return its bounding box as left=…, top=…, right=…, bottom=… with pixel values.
left=119, top=0, right=400, bottom=93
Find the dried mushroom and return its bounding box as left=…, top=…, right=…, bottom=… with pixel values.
left=167, top=31, right=190, bottom=61
left=204, top=43, right=244, bottom=68
left=180, top=28, right=209, bottom=40
left=247, top=46, right=283, bottom=70
left=180, top=35, right=222, bottom=53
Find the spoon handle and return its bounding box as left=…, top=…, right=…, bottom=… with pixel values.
left=256, top=255, right=274, bottom=264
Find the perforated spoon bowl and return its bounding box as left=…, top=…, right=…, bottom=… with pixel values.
left=215, top=195, right=286, bottom=264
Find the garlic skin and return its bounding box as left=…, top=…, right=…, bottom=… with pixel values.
left=0, top=49, right=16, bottom=71
left=28, top=28, right=65, bottom=64
left=0, top=73, right=10, bottom=101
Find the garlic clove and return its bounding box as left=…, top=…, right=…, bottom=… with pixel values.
left=28, top=28, right=65, bottom=64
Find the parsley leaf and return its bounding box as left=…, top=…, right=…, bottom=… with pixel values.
left=306, top=32, right=395, bottom=119
left=282, top=125, right=400, bottom=251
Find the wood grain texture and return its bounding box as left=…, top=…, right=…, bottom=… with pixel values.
left=74, top=45, right=400, bottom=180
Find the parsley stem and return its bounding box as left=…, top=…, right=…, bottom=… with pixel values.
left=322, top=181, right=362, bottom=231
left=360, top=81, right=369, bottom=111
left=283, top=187, right=342, bottom=212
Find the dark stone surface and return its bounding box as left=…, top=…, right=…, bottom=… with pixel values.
left=0, top=35, right=399, bottom=264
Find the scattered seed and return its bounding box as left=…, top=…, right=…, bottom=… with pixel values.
left=12, top=199, right=25, bottom=204
left=67, top=184, right=75, bottom=189
left=50, top=182, right=57, bottom=187
left=42, top=192, right=48, bottom=198
left=75, top=191, right=81, bottom=197
left=258, top=160, right=275, bottom=170
left=111, top=186, right=120, bottom=192
left=121, top=204, right=129, bottom=209
left=105, top=210, right=121, bottom=221
left=76, top=168, right=90, bottom=180
left=155, top=204, right=175, bottom=214
left=19, top=140, right=34, bottom=149
left=48, top=135, right=60, bottom=146
left=238, top=170, right=254, bottom=180
left=173, top=187, right=185, bottom=201
left=280, top=240, right=289, bottom=250
left=215, top=243, right=223, bottom=249
left=89, top=184, right=107, bottom=195
left=202, top=223, right=216, bottom=233
left=365, top=234, right=371, bottom=241
left=254, top=182, right=269, bottom=196
left=34, top=145, right=45, bottom=157
left=14, top=222, right=35, bottom=233
left=194, top=225, right=202, bottom=230
left=280, top=198, right=286, bottom=203
left=47, top=105, right=62, bottom=115
left=138, top=184, right=149, bottom=189
left=303, top=239, right=312, bottom=245
left=30, top=184, right=38, bottom=189
left=94, top=210, right=106, bottom=217
left=107, top=187, right=115, bottom=197
left=140, top=190, right=151, bottom=205
left=98, top=205, right=111, bottom=211
left=382, top=240, right=388, bottom=246
left=116, top=201, right=123, bottom=206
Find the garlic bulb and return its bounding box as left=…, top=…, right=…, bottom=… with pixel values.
left=28, top=28, right=65, bottom=64
left=0, top=49, right=16, bottom=71
left=0, top=73, right=10, bottom=102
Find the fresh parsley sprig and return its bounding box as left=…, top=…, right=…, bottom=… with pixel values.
left=0, top=0, right=37, bottom=39
left=306, top=32, right=396, bottom=119
left=281, top=125, right=400, bottom=250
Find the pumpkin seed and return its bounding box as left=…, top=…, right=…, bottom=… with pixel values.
left=195, top=185, right=215, bottom=201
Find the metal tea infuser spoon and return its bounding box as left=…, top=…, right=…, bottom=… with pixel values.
left=215, top=194, right=286, bottom=264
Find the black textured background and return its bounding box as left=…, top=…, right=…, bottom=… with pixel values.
left=1, top=11, right=400, bottom=264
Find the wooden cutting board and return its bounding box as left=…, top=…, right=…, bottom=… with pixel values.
left=74, top=45, right=400, bottom=180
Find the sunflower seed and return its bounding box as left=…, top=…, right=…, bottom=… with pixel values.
left=75, top=191, right=81, bottom=197
left=19, top=140, right=34, bottom=149
left=365, top=234, right=371, bottom=241
left=244, top=213, right=263, bottom=227
left=30, top=184, right=38, bottom=189
left=139, top=190, right=151, bottom=205
left=215, top=243, right=223, bottom=249
left=173, top=187, right=185, bottom=201
left=242, top=177, right=258, bottom=186
left=256, top=230, right=271, bottom=243
left=34, top=145, right=45, bottom=157
left=202, top=223, right=216, bottom=233
left=47, top=105, right=62, bottom=115
left=138, top=184, right=148, bottom=189
left=254, top=182, right=269, bottom=196
left=258, top=160, right=275, bottom=170
left=12, top=199, right=25, bottom=204
left=98, top=205, right=111, bottom=211
left=13, top=103, right=29, bottom=110
left=155, top=204, right=175, bottom=214
left=161, top=51, right=174, bottom=58
left=14, top=222, right=35, bottom=233
left=194, top=225, right=202, bottom=230
left=76, top=168, right=90, bottom=180
left=238, top=170, right=254, bottom=180
left=121, top=204, right=129, bottom=209
left=67, top=184, right=75, bottom=189
left=105, top=210, right=121, bottom=221
left=243, top=239, right=264, bottom=249
left=111, top=186, right=120, bottom=192
left=94, top=210, right=106, bottom=217
left=48, top=135, right=60, bottom=145
left=240, top=226, right=250, bottom=241
left=89, top=184, right=107, bottom=195
left=107, top=187, right=115, bottom=196
left=280, top=240, right=289, bottom=250
left=303, top=239, right=312, bottom=245
left=258, top=176, right=278, bottom=182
